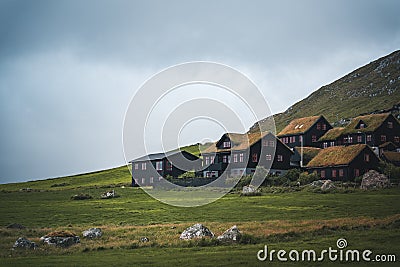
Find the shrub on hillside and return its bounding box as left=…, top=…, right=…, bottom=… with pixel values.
left=283, top=168, right=301, bottom=182
left=378, top=162, right=400, bottom=182
left=178, top=171, right=196, bottom=178
left=298, top=172, right=319, bottom=185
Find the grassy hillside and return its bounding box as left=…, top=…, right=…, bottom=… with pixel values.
left=1, top=154, right=399, bottom=266
left=0, top=166, right=132, bottom=192
left=251, top=50, right=400, bottom=133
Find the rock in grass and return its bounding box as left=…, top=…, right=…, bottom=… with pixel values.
left=140, top=237, right=149, bottom=242
left=321, top=180, right=335, bottom=191
left=180, top=223, right=214, bottom=240
left=7, top=223, right=26, bottom=229
left=217, top=225, right=241, bottom=242
left=361, top=170, right=390, bottom=190
left=100, top=190, right=118, bottom=199
left=310, top=180, right=336, bottom=191
left=40, top=231, right=80, bottom=247
left=82, top=228, right=102, bottom=239
left=13, top=237, right=37, bottom=249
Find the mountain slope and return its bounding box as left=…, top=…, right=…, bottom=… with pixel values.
left=252, top=50, right=400, bottom=133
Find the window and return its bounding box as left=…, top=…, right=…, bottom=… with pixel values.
left=134, top=163, right=139, bottom=170
left=348, top=136, right=353, bottom=143
left=233, top=154, right=238, bottom=163
left=388, top=122, right=393, bottom=129
left=323, top=142, right=328, bottom=148
left=292, top=136, right=296, bottom=142
left=339, top=169, right=344, bottom=177
left=322, top=124, right=327, bottom=131
left=252, top=153, right=258, bottom=162
left=317, top=123, right=321, bottom=130
left=239, top=153, right=244, bottom=162
left=381, top=135, right=386, bottom=142
left=266, top=154, right=272, bottom=161
left=156, top=161, right=163, bottom=171
left=364, top=153, right=370, bottom=162
left=312, top=135, right=317, bottom=142
left=332, top=169, right=337, bottom=178
left=354, top=169, right=360, bottom=177
left=223, top=141, right=231, bottom=148
left=395, top=136, right=400, bottom=143
left=320, top=170, right=325, bottom=178
left=330, top=141, right=335, bottom=147
left=159, top=176, right=163, bottom=181
left=141, top=178, right=145, bottom=184
left=223, top=155, right=228, bottom=163
left=205, top=157, right=209, bottom=165
left=269, top=140, right=275, bottom=147
left=210, top=156, right=215, bottom=164
left=299, top=135, right=303, bottom=143
left=367, top=135, right=372, bottom=142
left=141, top=162, right=147, bottom=170
left=277, top=155, right=283, bottom=162
left=357, top=135, right=362, bottom=143
left=150, top=177, right=154, bottom=184
left=166, top=161, right=172, bottom=171
left=360, top=123, right=365, bottom=129
left=262, top=140, right=268, bottom=146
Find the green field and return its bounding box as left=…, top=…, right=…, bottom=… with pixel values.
left=0, top=166, right=399, bottom=266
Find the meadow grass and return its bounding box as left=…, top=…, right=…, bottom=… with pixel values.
left=0, top=167, right=399, bottom=266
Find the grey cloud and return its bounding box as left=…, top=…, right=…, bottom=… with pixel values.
left=0, top=0, right=399, bottom=182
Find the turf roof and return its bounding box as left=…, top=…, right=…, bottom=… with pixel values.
left=382, top=151, right=400, bottom=162
left=341, top=113, right=391, bottom=134
left=318, top=127, right=345, bottom=141
left=277, top=115, right=321, bottom=136
left=306, top=144, right=370, bottom=168
left=201, top=131, right=292, bottom=154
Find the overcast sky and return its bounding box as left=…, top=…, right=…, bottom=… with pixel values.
left=1, top=0, right=399, bottom=183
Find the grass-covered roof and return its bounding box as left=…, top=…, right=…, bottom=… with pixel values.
left=278, top=115, right=321, bottom=136
left=201, top=131, right=292, bottom=154
left=307, top=144, right=369, bottom=168
left=318, top=127, right=345, bottom=141
left=342, top=113, right=390, bottom=134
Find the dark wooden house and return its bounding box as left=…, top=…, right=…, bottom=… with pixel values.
left=381, top=151, right=400, bottom=167
left=290, top=146, right=321, bottom=167
left=201, top=131, right=293, bottom=177
left=318, top=127, right=345, bottom=148
left=278, top=115, right=332, bottom=148
left=130, top=150, right=199, bottom=186
left=306, top=144, right=380, bottom=181
left=331, top=113, right=400, bottom=148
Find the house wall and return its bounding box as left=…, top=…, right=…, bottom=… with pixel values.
left=202, top=133, right=293, bottom=177
left=330, top=115, right=400, bottom=148
left=308, top=147, right=380, bottom=181
left=131, top=151, right=199, bottom=186
left=280, top=116, right=332, bottom=148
